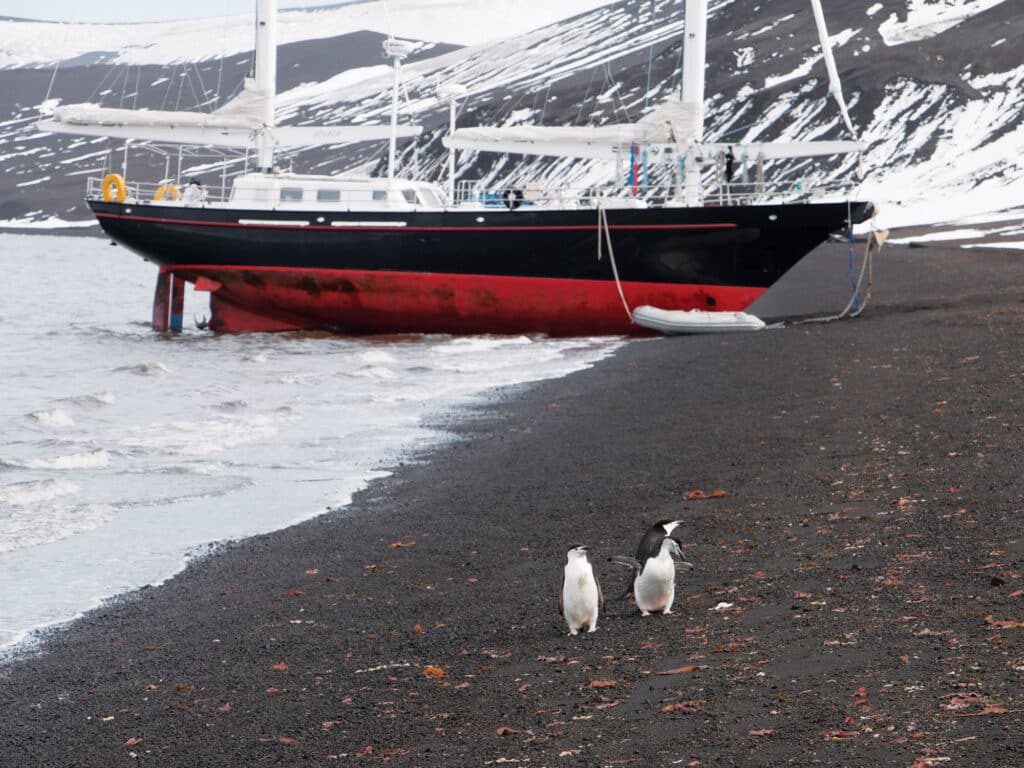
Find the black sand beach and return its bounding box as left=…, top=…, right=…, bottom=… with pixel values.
left=4, top=242, right=1024, bottom=766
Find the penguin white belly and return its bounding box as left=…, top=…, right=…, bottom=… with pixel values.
left=562, top=563, right=600, bottom=634
left=634, top=556, right=676, bottom=615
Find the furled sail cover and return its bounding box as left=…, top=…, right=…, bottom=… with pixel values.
left=40, top=78, right=419, bottom=147
left=53, top=78, right=271, bottom=133
left=444, top=99, right=703, bottom=159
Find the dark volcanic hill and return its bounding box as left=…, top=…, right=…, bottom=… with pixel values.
left=0, top=0, right=1020, bottom=233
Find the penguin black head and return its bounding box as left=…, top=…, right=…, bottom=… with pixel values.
left=636, top=519, right=684, bottom=562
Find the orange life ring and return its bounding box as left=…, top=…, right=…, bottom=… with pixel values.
left=102, top=173, right=127, bottom=203
left=154, top=184, right=181, bottom=202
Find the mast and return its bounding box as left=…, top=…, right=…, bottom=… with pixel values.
left=384, top=38, right=413, bottom=182
left=809, top=0, right=856, bottom=137
left=680, top=0, right=707, bottom=205
left=254, top=0, right=277, bottom=172
left=439, top=83, right=468, bottom=204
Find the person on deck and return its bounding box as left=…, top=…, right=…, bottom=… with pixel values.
left=182, top=178, right=207, bottom=204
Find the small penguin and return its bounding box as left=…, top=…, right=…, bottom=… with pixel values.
left=610, top=525, right=693, bottom=615
left=560, top=544, right=604, bottom=635
left=632, top=537, right=684, bottom=615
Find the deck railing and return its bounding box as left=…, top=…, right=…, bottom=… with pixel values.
left=85, top=174, right=856, bottom=210
left=451, top=179, right=857, bottom=209
left=86, top=176, right=230, bottom=205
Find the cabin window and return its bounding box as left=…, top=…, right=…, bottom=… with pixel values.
left=401, top=190, right=419, bottom=205
left=372, top=190, right=387, bottom=202
left=280, top=188, right=304, bottom=202
left=317, top=189, right=341, bottom=202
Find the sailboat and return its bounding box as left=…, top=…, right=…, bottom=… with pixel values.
left=40, top=0, right=874, bottom=336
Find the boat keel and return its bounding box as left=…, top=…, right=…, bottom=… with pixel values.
left=152, top=270, right=186, bottom=332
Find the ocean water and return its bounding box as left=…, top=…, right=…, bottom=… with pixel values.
left=0, top=233, right=623, bottom=654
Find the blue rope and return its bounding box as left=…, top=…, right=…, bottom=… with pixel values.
left=847, top=223, right=860, bottom=310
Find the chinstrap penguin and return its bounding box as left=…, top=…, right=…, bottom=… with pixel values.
left=632, top=537, right=685, bottom=615
left=560, top=544, right=604, bottom=635
left=610, top=522, right=694, bottom=614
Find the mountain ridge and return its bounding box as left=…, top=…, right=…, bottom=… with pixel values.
left=0, top=0, right=1020, bottom=245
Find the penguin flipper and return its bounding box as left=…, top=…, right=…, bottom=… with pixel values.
left=608, top=555, right=641, bottom=571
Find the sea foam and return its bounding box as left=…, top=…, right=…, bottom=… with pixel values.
left=28, top=409, right=75, bottom=427
left=62, top=392, right=116, bottom=407
left=0, top=503, right=114, bottom=553
left=114, top=362, right=169, bottom=376
left=0, top=478, right=79, bottom=506
left=10, top=449, right=113, bottom=470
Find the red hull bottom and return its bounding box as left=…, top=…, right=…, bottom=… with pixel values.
left=168, top=266, right=767, bottom=336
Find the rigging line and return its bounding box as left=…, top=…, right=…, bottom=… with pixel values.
left=676, top=26, right=685, bottom=100
left=601, top=62, right=621, bottom=122
left=117, top=65, right=132, bottom=109
left=87, top=62, right=116, bottom=104
left=159, top=64, right=179, bottom=111
left=191, top=61, right=210, bottom=111
left=43, top=59, right=60, bottom=105
left=213, top=0, right=229, bottom=108
left=538, top=81, right=552, bottom=124
left=573, top=66, right=600, bottom=126
left=174, top=68, right=187, bottom=112
left=185, top=63, right=206, bottom=112
left=608, top=62, right=633, bottom=123
left=493, top=85, right=530, bottom=128
left=642, top=0, right=656, bottom=113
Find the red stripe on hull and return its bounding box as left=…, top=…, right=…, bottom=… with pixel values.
left=169, top=265, right=766, bottom=335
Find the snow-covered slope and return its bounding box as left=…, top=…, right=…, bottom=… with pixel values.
left=0, top=0, right=1020, bottom=246
left=0, top=0, right=618, bottom=67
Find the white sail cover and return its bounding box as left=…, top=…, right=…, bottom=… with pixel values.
left=54, top=79, right=270, bottom=132
left=39, top=77, right=420, bottom=148
left=445, top=94, right=862, bottom=162
left=445, top=99, right=702, bottom=159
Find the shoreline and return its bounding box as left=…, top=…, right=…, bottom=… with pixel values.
left=3, top=243, right=1024, bottom=766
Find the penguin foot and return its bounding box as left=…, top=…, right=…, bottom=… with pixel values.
left=587, top=625, right=598, bottom=633
left=662, top=608, right=674, bottom=615
left=640, top=610, right=651, bottom=617
left=568, top=628, right=579, bottom=636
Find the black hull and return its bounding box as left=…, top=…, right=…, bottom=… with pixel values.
left=88, top=199, right=873, bottom=334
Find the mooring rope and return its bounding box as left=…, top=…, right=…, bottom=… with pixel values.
left=786, top=216, right=886, bottom=326
left=596, top=198, right=884, bottom=331
left=596, top=202, right=634, bottom=323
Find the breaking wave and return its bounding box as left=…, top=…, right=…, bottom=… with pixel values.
left=0, top=502, right=114, bottom=553
left=2, top=449, right=112, bottom=470
left=61, top=392, right=115, bottom=407
left=0, top=478, right=79, bottom=506
left=114, top=362, right=169, bottom=376
left=27, top=409, right=74, bottom=428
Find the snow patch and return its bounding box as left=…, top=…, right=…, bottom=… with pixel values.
left=0, top=0, right=619, bottom=68
left=879, top=0, right=1009, bottom=46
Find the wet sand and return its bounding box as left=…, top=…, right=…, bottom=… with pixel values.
left=3, top=242, right=1024, bottom=766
